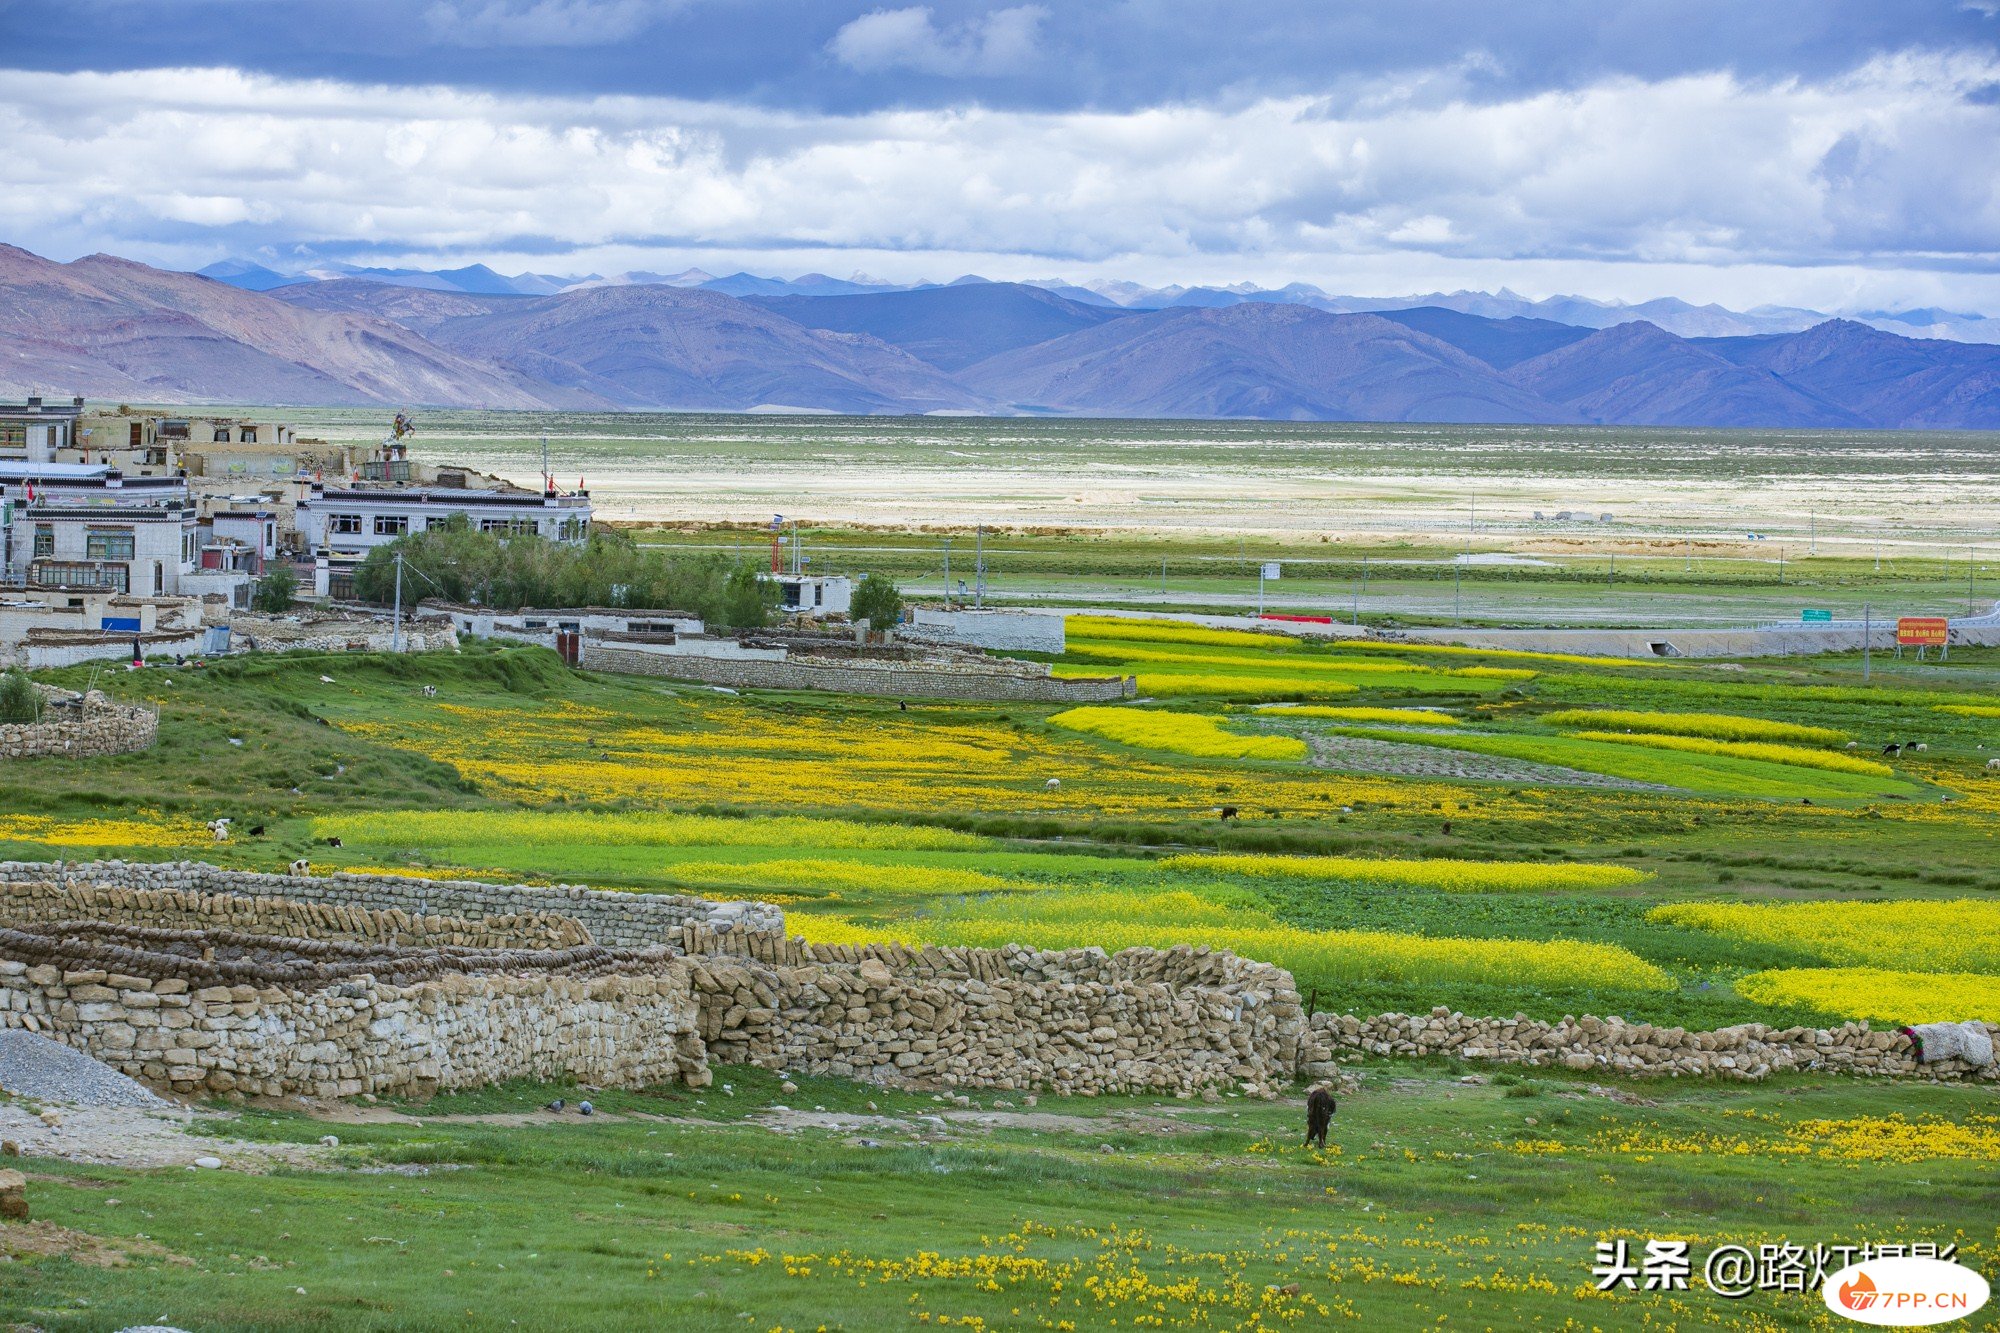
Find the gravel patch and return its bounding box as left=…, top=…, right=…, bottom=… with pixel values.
left=0, top=1030, right=171, bottom=1109
left=1301, top=733, right=1675, bottom=791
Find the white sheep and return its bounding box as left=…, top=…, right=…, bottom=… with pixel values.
left=207, top=818, right=231, bottom=842
left=1911, top=742, right=1929, bottom=752
left=1986, top=758, right=2000, bottom=771
left=1044, top=777, right=1061, bottom=790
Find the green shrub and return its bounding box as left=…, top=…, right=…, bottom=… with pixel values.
left=0, top=672, right=42, bottom=724
left=851, top=573, right=904, bottom=628
left=252, top=563, right=298, bottom=613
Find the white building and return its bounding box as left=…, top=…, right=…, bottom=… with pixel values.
left=0, top=462, right=203, bottom=597
left=295, top=485, right=593, bottom=565
left=0, top=396, right=87, bottom=464
left=765, top=572, right=853, bottom=617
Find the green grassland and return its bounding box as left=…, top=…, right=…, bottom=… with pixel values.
left=6, top=1063, right=1995, bottom=1332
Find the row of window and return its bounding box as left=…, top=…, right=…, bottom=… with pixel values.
left=30, top=525, right=136, bottom=560
left=324, top=513, right=583, bottom=539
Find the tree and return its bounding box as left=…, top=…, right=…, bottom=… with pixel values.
left=251, top=563, right=297, bottom=613
left=0, top=672, right=41, bottom=725
left=850, top=573, right=904, bottom=628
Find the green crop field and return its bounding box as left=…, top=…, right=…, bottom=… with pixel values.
left=8, top=607, right=2000, bottom=1328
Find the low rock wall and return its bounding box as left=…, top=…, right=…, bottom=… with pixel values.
left=4, top=860, right=781, bottom=946
left=1303, top=1008, right=2000, bottom=1084
left=0, top=700, right=157, bottom=760
left=580, top=641, right=1134, bottom=703
left=680, top=928, right=1303, bottom=1096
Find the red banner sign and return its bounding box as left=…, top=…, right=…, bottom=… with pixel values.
left=1896, top=616, right=1948, bottom=646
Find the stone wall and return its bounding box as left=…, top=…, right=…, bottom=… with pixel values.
left=16, top=633, right=207, bottom=671
left=0, top=692, right=157, bottom=759
left=4, top=860, right=782, bottom=946
left=581, top=641, right=1134, bottom=703
left=1302, top=1008, right=2000, bottom=1084
left=681, top=928, right=1303, bottom=1096
left=228, top=612, right=459, bottom=655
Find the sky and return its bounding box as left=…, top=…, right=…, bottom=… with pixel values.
left=3, top=0, right=1999, bottom=312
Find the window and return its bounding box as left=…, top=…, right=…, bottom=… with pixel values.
left=85, top=527, right=136, bottom=560
left=160, top=420, right=190, bottom=440
left=128, top=422, right=143, bottom=448
left=32, top=524, right=53, bottom=557
left=212, top=428, right=231, bottom=443
left=0, top=423, right=25, bottom=451
left=557, top=516, right=587, bottom=541
left=373, top=515, right=409, bottom=536
left=241, top=428, right=257, bottom=444
left=479, top=517, right=539, bottom=536
left=330, top=514, right=364, bottom=535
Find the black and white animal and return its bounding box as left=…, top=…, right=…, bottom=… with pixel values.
left=323, top=836, right=343, bottom=849
left=289, top=859, right=310, bottom=876
left=1304, top=1085, right=1337, bottom=1149
left=1882, top=743, right=1902, bottom=757
left=1908, top=742, right=1928, bottom=752
left=421, top=684, right=438, bottom=698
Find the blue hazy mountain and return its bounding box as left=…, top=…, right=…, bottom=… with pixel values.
left=195, top=258, right=307, bottom=291
left=747, top=282, right=1129, bottom=371
left=1373, top=307, right=1593, bottom=370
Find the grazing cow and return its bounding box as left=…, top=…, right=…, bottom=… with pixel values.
left=289, top=859, right=310, bottom=876
left=324, top=835, right=343, bottom=848
left=247, top=825, right=266, bottom=838
left=421, top=685, right=438, bottom=698
left=1218, top=806, right=1239, bottom=821
left=1304, top=1085, right=1337, bottom=1149
left=1044, top=777, right=1061, bottom=790
left=1882, top=743, right=1902, bottom=757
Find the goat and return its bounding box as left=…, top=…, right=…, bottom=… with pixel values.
left=289, top=859, right=310, bottom=876
left=1304, top=1085, right=1337, bottom=1149
left=1218, top=805, right=1239, bottom=821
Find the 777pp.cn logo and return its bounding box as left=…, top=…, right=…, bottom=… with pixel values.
left=1826, top=1257, right=1990, bottom=1327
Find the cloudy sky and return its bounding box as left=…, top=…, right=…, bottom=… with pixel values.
left=3, top=0, right=1998, bottom=311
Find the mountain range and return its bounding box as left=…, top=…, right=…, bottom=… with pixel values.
left=4, top=244, right=1997, bottom=427
left=195, top=256, right=2000, bottom=345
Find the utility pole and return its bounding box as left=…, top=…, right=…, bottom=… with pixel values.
left=1607, top=553, right=1615, bottom=589
left=540, top=435, right=550, bottom=492
left=1862, top=602, right=1871, bottom=683
left=1453, top=558, right=1462, bottom=625
left=392, top=549, right=405, bottom=653
left=974, top=526, right=985, bottom=608
left=1969, top=546, right=1977, bottom=616
left=942, top=537, right=952, bottom=607
left=1685, top=539, right=1691, bottom=574
left=1257, top=562, right=1266, bottom=617
left=1809, top=510, right=1816, bottom=556
left=1777, top=549, right=1785, bottom=585
left=1358, top=556, right=1370, bottom=625
left=1160, top=557, right=1167, bottom=597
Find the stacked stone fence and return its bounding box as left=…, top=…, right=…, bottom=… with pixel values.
left=0, top=690, right=157, bottom=759
left=580, top=641, right=1134, bottom=703
left=1302, top=1008, right=1999, bottom=1084
left=5, top=860, right=780, bottom=947
left=228, top=612, right=459, bottom=655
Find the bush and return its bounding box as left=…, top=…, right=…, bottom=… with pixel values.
left=251, top=563, right=297, bottom=613
left=0, top=672, right=42, bottom=724
left=850, top=573, right=904, bottom=628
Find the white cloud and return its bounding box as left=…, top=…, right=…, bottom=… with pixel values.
left=1, top=53, right=1997, bottom=311
left=424, top=0, right=666, bottom=48
left=829, top=5, right=1048, bottom=76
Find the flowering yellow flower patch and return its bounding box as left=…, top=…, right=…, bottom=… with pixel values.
left=1162, top=852, right=1650, bottom=893
left=1567, top=730, right=1892, bottom=777
left=314, top=809, right=986, bottom=853
left=1062, top=615, right=1301, bottom=650
left=1047, top=706, right=1309, bottom=761
left=1735, top=966, right=2000, bottom=1024
left=1520, top=1113, right=2000, bottom=1165
left=1542, top=708, right=1845, bottom=745
left=1251, top=705, right=1462, bottom=725
left=0, top=813, right=208, bottom=849
left=663, top=858, right=1012, bottom=898
left=1650, top=899, right=2000, bottom=973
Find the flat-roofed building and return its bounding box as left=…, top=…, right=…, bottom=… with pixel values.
left=0, top=396, right=86, bottom=465
left=0, top=462, right=202, bottom=597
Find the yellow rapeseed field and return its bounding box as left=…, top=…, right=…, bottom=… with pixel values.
left=1568, top=731, right=1893, bottom=777
left=0, top=813, right=207, bottom=849
left=1048, top=706, right=1310, bottom=761
left=1735, top=967, right=2000, bottom=1024
left=313, top=809, right=986, bottom=852
left=1650, top=899, right=2000, bottom=973
left=1542, top=708, right=1845, bottom=745
left=1062, top=615, right=1301, bottom=650
left=1251, top=705, right=1462, bottom=725
left=662, top=857, right=1013, bottom=898
left=1164, top=852, right=1652, bottom=893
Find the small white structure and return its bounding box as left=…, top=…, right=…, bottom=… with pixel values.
left=295, top=485, right=593, bottom=562
left=764, top=573, right=852, bottom=617
left=907, top=608, right=1065, bottom=654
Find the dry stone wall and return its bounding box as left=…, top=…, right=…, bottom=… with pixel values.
left=6, top=860, right=781, bottom=946
left=580, top=641, right=1134, bottom=703
left=0, top=694, right=156, bottom=759
left=679, top=928, right=1303, bottom=1096
left=1303, top=1008, right=2000, bottom=1084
